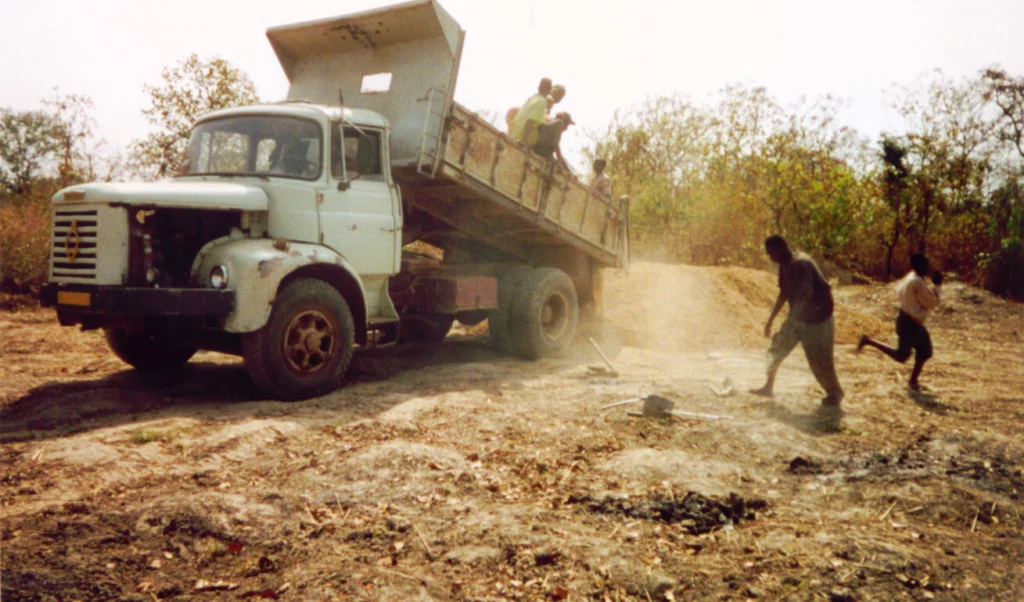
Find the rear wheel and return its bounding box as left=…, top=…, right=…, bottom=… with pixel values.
left=488, top=266, right=531, bottom=354
left=509, top=267, right=579, bottom=360
left=104, top=329, right=197, bottom=372
left=242, top=278, right=355, bottom=401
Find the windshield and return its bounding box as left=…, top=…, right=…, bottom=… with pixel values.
left=181, top=115, right=323, bottom=180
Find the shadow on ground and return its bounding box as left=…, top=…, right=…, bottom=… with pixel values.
left=763, top=401, right=846, bottom=435
left=908, top=390, right=958, bottom=415
left=0, top=336, right=537, bottom=442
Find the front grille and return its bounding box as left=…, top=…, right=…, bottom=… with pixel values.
left=52, top=209, right=99, bottom=281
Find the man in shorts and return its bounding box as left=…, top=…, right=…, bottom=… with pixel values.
left=750, top=235, right=844, bottom=408
left=858, top=253, right=942, bottom=391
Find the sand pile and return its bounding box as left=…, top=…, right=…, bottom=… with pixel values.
left=600, top=262, right=887, bottom=352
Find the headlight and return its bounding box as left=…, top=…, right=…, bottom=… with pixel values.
left=209, top=265, right=229, bottom=289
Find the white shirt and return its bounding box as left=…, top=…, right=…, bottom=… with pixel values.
left=896, top=271, right=940, bottom=323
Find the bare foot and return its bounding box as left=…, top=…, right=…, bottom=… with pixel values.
left=748, top=387, right=774, bottom=398
left=856, top=335, right=868, bottom=353
left=908, top=381, right=921, bottom=392
left=814, top=404, right=845, bottom=431
left=822, top=392, right=844, bottom=406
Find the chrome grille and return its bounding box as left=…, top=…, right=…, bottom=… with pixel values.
left=52, top=209, right=99, bottom=281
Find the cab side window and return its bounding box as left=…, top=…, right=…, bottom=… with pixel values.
left=331, top=124, right=383, bottom=181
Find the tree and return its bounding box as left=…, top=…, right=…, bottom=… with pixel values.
left=42, top=90, right=106, bottom=187
left=586, top=96, right=712, bottom=260
left=877, top=136, right=912, bottom=278
left=132, top=54, right=259, bottom=179
left=890, top=72, right=996, bottom=257
left=583, top=86, right=873, bottom=267
left=982, top=67, right=1024, bottom=159
left=0, top=109, right=61, bottom=195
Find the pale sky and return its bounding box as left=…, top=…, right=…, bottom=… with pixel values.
left=2, top=0, right=1022, bottom=169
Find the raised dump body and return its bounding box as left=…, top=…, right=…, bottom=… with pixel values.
left=266, top=0, right=629, bottom=270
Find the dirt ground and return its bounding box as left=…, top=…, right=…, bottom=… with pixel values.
left=2, top=262, right=1023, bottom=601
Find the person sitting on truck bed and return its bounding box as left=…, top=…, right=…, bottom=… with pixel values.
left=507, top=94, right=557, bottom=134
left=532, top=112, right=574, bottom=173
left=550, top=85, right=566, bottom=105
left=590, top=158, right=612, bottom=198
left=510, top=78, right=553, bottom=145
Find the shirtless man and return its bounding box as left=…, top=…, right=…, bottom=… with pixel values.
left=858, top=253, right=942, bottom=391
left=750, top=235, right=844, bottom=408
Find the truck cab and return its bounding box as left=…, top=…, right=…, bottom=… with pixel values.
left=43, top=103, right=405, bottom=399
left=183, top=104, right=400, bottom=275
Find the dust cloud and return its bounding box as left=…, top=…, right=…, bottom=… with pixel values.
left=595, top=262, right=887, bottom=354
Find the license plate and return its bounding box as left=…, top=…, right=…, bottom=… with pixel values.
left=57, top=291, right=91, bottom=307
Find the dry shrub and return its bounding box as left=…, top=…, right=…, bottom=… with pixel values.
left=1, top=192, right=51, bottom=294
left=982, top=239, right=1024, bottom=301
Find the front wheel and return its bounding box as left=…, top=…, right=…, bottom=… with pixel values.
left=242, top=278, right=355, bottom=401
left=104, top=328, right=197, bottom=372
left=509, top=268, right=579, bottom=360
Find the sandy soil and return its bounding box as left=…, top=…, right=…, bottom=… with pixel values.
left=2, top=262, right=1022, bottom=601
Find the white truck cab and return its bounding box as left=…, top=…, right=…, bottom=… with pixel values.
left=181, top=104, right=403, bottom=329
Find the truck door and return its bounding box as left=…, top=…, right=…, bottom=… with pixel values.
left=319, top=123, right=399, bottom=278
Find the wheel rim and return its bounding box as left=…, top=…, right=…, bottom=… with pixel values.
left=282, top=309, right=336, bottom=376
left=540, top=291, right=570, bottom=342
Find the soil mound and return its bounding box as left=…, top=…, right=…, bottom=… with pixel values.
left=600, top=262, right=887, bottom=352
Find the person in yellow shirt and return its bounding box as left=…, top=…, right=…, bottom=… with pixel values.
left=510, top=79, right=568, bottom=146
left=858, top=253, right=942, bottom=391
left=505, top=92, right=554, bottom=136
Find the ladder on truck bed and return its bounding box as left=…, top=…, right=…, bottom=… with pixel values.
left=416, top=88, right=449, bottom=177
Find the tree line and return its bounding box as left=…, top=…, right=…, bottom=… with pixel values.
left=584, top=69, right=1024, bottom=299
left=2, top=57, right=1022, bottom=300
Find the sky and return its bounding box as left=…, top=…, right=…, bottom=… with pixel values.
left=2, top=0, right=1023, bottom=170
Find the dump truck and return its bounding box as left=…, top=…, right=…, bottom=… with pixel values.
left=40, top=0, right=629, bottom=400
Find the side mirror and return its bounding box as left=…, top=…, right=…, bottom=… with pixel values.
left=337, top=179, right=351, bottom=191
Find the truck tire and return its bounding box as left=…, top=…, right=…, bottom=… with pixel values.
left=399, top=312, right=454, bottom=343
left=509, top=267, right=579, bottom=360
left=242, top=278, right=355, bottom=401
left=488, top=266, right=531, bottom=354
left=104, top=328, right=197, bottom=372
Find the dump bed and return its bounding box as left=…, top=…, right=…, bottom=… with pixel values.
left=267, top=0, right=628, bottom=268
left=392, top=102, right=629, bottom=267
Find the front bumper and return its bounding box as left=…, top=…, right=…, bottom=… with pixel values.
left=41, top=283, right=234, bottom=316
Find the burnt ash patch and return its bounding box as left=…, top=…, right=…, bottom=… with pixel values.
left=944, top=457, right=1024, bottom=498
left=787, top=435, right=1024, bottom=499
left=787, top=456, right=826, bottom=474
left=569, top=491, right=767, bottom=535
